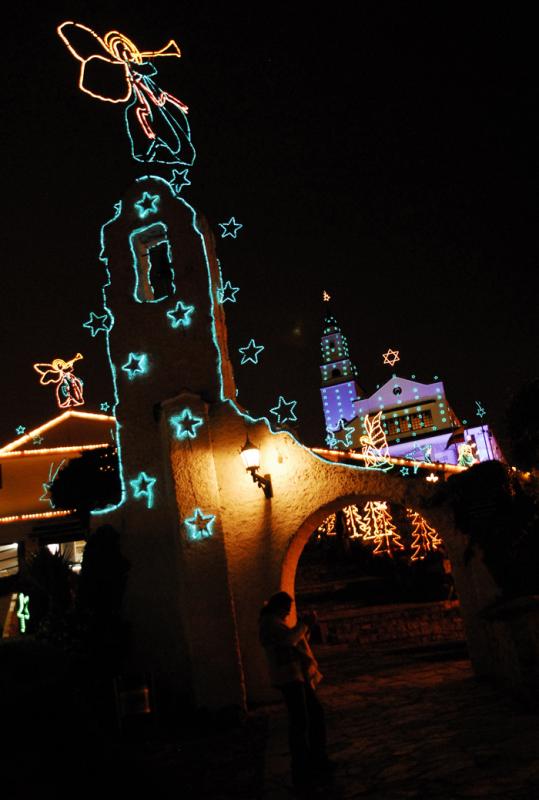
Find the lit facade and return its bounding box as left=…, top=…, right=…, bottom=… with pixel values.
left=320, top=312, right=365, bottom=432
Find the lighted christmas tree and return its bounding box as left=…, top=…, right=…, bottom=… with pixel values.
left=342, top=504, right=363, bottom=538
left=360, top=501, right=404, bottom=557
left=406, top=509, right=442, bottom=561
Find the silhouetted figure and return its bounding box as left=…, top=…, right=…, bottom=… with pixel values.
left=259, top=591, right=335, bottom=794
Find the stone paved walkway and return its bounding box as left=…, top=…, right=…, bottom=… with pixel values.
left=262, top=644, right=539, bottom=799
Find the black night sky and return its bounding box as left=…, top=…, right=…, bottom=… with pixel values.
left=2, top=2, right=538, bottom=450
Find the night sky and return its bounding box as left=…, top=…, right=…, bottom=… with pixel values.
left=2, top=3, right=538, bottom=451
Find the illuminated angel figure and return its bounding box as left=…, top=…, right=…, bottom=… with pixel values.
left=34, top=353, right=84, bottom=409
left=57, top=22, right=195, bottom=167
left=360, top=411, right=390, bottom=468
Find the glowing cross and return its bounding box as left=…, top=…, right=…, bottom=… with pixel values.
left=185, top=508, right=216, bottom=540
left=17, top=593, right=30, bottom=634
left=166, top=300, right=195, bottom=328
left=170, top=408, right=204, bottom=440
left=83, top=311, right=112, bottom=337
left=169, top=169, right=191, bottom=196
left=121, top=352, right=149, bottom=380
left=383, top=349, right=400, bottom=367
left=100, top=402, right=110, bottom=412
left=475, top=401, right=486, bottom=419
left=15, top=426, right=26, bottom=436
left=219, top=217, right=243, bottom=239
left=134, top=192, right=160, bottom=219
left=130, top=472, right=157, bottom=508
left=217, top=281, right=240, bottom=303
left=323, top=290, right=331, bottom=302
left=270, top=396, right=298, bottom=425
left=239, top=339, right=264, bottom=365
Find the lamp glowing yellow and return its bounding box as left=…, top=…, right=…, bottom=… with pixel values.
left=240, top=437, right=260, bottom=471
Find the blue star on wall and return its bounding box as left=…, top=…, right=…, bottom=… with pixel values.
left=121, top=353, right=149, bottom=380
left=217, top=281, right=240, bottom=303
left=169, top=169, right=191, bottom=196
left=166, top=300, right=195, bottom=329
left=83, top=311, right=112, bottom=337
left=239, top=339, right=264, bottom=365
left=219, top=217, right=243, bottom=238
left=100, top=402, right=110, bottom=412
left=15, top=425, right=26, bottom=436
left=270, top=396, right=298, bottom=425
left=184, top=508, right=216, bottom=541
left=130, top=472, right=157, bottom=508
left=134, top=192, right=160, bottom=219
left=400, top=467, right=410, bottom=477
left=336, top=420, right=354, bottom=448
left=170, top=408, right=204, bottom=440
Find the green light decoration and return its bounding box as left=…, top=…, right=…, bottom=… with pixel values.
left=17, top=593, right=30, bottom=634
left=238, top=339, right=264, bottom=365
left=475, top=401, right=486, bottom=419
left=400, top=467, right=410, bottom=476
left=170, top=168, right=191, bottom=196
left=185, top=508, right=216, bottom=541
left=100, top=402, right=111, bottom=412
left=218, top=217, right=243, bottom=238
left=270, top=396, right=298, bottom=426
left=15, top=426, right=26, bottom=435
left=166, top=300, right=195, bottom=328
left=170, top=408, right=204, bottom=440
left=121, top=352, right=149, bottom=380
left=130, top=472, right=157, bottom=508
left=134, top=191, right=160, bottom=219
left=83, top=311, right=112, bottom=337
left=217, top=281, right=240, bottom=303
left=32, top=435, right=44, bottom=446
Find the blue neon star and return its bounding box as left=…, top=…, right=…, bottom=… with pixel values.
left=100, top=402, right=110, bottom=412
left=184, top=508, right=216, bottom=541
left=169, top=169, right=191, bottom=196
left=134, top=192, right=160, bottom=219
left=239, top=339, right=264, bottom=365
left=219, top=217, right=243, bottom=239
left=83, top=311, right=112, bottom=337
left=217, top=281, right=240, bottom=303
left=475, top=401, right=486, bottom=419
left=130, top=472, right=157, bottom=508
left=170, top=409, right=204, bottom=440
left=121, top=353, right=148, bottom=380
left=400, top=467, right=410, bottom=476
left=15, top=425, right=26, bottom=436
left=32, top=435, right=44, bottom=446
left=166, top=300, right=195, bottom=329
left=336, top=419, right=355, bottom=448
left=270, top=396, right=298, bottom=425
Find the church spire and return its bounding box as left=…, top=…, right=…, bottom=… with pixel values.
left=319, top=295, right=365, bottom=436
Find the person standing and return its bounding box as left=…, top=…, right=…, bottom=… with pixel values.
left=259, top=591, right=334, bottom=794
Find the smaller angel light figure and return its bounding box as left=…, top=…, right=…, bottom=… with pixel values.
left=360, top=411, right=390, bottom=469
left=34, top=353, right=85, bottom=409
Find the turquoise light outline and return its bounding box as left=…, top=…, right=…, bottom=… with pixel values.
left=121, top=352, right=149, bottom=380
left=128, top=221, right=175, bottom=304
left=217, top=280, right=240, bottom=304
left=166, top=300, right=195, bottom=329
left=130, top=471, right=157, bottom=509
left=184, top=507, right=216, bottom=541
left=134, top=191, right=160, bottom=219
left=170, top=408, right=204, bottom=440
left=270, top=396, right=298, bottom=425
left=83, top=311, right=112, bottom=337
left=239, top=339, right=264, bottom=365
left=15, top=425, right=26, bottom=435
left=17, top=593, right=30, bottom=634
left=218, top=217, right=243, bottom=238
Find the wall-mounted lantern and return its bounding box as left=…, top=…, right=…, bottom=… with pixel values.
left=240, top=436, right=273, bottom=498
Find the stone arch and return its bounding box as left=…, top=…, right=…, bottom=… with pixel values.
left=279, top=491, right=450, bottom=601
